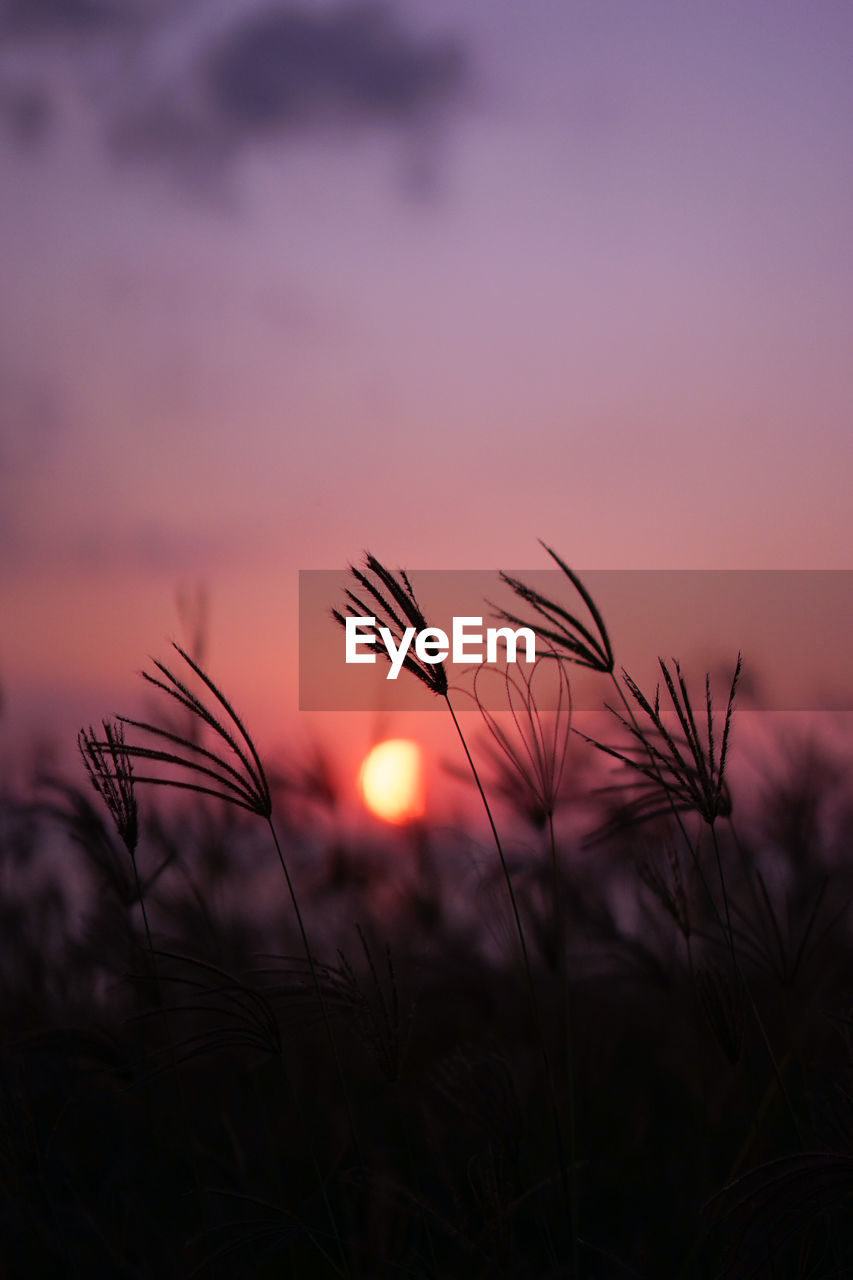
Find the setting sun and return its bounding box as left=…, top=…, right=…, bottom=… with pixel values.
left=358, top=738, right=425, bottom=824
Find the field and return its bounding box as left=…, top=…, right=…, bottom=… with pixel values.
left=2, top=558, right=852, bottom=1278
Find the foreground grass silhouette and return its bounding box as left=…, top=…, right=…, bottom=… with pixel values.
left=2, top=554, right=853, bottom=1278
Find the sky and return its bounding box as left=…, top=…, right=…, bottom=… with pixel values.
left=1, top=0, right=851, bottom=796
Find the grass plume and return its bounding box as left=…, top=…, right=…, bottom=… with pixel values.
left=578, top=654, right=742, bottom=827
left=78, top=719, right=139, bottom=857
left=332, top=552, right=448, bottom=695
left=496, top=542, right=614, bottom=673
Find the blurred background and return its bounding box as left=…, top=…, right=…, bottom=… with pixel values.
left=3, top=13, right=853, bottom=1274
left=1, top=0, right=852, bottom=802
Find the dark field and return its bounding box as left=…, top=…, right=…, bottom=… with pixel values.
left=2, top=562, right=852, bottom=1279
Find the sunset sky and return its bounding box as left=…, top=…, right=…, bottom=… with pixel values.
left=2, top=0, right=851, bottom=794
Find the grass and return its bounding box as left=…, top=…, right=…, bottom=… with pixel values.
left=0, top=548, right=852, bottom=1278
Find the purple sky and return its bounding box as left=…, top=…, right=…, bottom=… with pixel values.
left=2, top=0, right=851, bottom=787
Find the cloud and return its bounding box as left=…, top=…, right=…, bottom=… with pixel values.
left=0, top=0, right=132, bottom=39
left=0, top=77, right=52, bottom=144
left=0, top=2, right=470, bottom=182
left=205, top=7, right=465, bottom=131
left=0, top=0, right=141, bottom=148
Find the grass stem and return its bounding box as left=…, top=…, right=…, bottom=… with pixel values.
left=444, top=693, right=574, bottom=1262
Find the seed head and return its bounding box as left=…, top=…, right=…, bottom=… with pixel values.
left=112, top=644, right=272, bottom=818
left=580, top=654, right=742, bottom=826
left=78, top=719, right=139, bottom=856
left=333, top=552, right=448, bottom=696
left=472, top=653, right=571, bottom=830
left=495, top=542, right=614, bottom=674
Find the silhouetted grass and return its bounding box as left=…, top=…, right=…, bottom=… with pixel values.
left=0, top=553, right=852, bottom=1278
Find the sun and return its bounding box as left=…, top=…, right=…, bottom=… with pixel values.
left=358, top=738, right=425, bottom=825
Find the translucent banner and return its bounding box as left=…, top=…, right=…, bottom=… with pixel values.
left=299, top=569, right=853, bottom=712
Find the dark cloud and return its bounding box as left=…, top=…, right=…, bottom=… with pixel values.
left=205, top=6, right=466, bottom=132
left=0, top=0, right=144, bottom=149
left=0, top=78, right=52, bottom=144
left=0, top=2, right=470, bottom=182
left=0, top=0, right=133, bottom=38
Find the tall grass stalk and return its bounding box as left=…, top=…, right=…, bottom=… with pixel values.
left=470, top=654, right=578, bottom=1272
left=78, top=720, right=210, bottom=1228
left=336, top=556, right=575, bottom=1252
left=601, top=658, right=800, bottom=1139
left=265, top=814, right=363, bottom=1173
left=500, top=550, right=804, bottom=1152
left=96, top=649, right=358, bottom=1276
left=546, top=808, right=579, bottom=1279
left=79, top=720, right=161, bottom=1001
left=443, top=692, right=572, bottom=1239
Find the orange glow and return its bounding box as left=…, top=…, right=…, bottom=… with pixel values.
left=358, top=738, right=425, bottom=824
